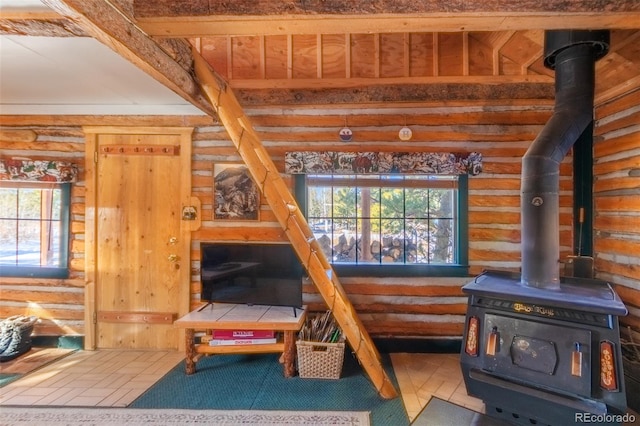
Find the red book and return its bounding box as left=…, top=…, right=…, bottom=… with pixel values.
left=213, top=330, right=275, bottom=339
left=209, top=338, right=277, bottom=346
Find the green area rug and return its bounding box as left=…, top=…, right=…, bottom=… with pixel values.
left=130, top=352, right=408, bottom=426
left=0, top=373, right=21, bottom=387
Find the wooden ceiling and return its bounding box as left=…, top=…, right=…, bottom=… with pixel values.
left=3, top=0, right=640, bottom=111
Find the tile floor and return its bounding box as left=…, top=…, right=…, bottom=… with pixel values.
left=390, top=352, right=485, bottom=421
left=0, top=349, right=184, bottom=408
left=0, top=348, right=479, bottom=422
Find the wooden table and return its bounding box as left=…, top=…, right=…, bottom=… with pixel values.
left=174, top=303, right=306, bottom=377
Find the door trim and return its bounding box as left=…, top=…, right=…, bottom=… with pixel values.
left=83, top=126, right=193, bottom=350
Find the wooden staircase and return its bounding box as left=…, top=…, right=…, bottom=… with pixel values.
left=192, top=47, right=397, bottom=399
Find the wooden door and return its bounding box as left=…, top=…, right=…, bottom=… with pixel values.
left=83, top=127, right=193, bottom=350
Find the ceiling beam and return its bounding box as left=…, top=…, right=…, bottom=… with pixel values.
left=135, top=0, right=640, bottom=36
left=227, top=74, right=553, bottom=90
left=135, top=0, right=640, bottom=17
left=138, top=14, right=640, bottom=38
left=233, top=82, right=555, bottom=106
left=0, top=11, right=87, bottom=36
left=39, top=0, right=215, bottom=116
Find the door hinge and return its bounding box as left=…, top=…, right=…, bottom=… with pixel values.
left=94, top=151, right=98, bottom=163
left=93, top=311, right=97, bottom=324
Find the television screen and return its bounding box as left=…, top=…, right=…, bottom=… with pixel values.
left=200, top=243, right=304, bottom=308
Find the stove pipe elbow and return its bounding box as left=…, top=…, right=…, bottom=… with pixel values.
left=521, top=30, right=609, bottom=289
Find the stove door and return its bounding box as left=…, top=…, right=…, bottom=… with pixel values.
left=483, top=314, right=592, bottom=398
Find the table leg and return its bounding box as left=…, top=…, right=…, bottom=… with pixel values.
left=283, top=330, right=296, bottom=378
left=185, top=328, right=196, bottom=375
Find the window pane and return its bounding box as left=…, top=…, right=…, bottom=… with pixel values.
left=0, top=219, right=17, bottom=264
left=430, top=218, right=454, bottom=263
left=310, top=218, right=332, bottom=234
left=18, top=189, right=41, bottom=219
left=333, top=219, right=356, bottom=262
left=407, top=219, right=429, bottom=264
left=361, top=230, right=382, bottom=264
left=307, top=186, right=332, bottom=219
left=316, top=233, right=333, bottom=261
left=357, top=186, right=381, bottom=217
left=380, top=219, right=403, bottom=262
left=405, top=188, right=429, bottom=219
left=17, top=220, right=40, bottom=265
left=51, top=188, right=62, bottom=220
left=365, top=187, right=381, bottom=220
left=47, top=218, right=63, bottom=266
left=0, top=188, right=18, bottom=217
left=380, top=188, right=404, bottom=218
left=429, top=188, right=455, bottom=218
left=333, top=186, right=356, bottom=217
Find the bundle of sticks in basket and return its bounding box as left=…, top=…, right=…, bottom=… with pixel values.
left=298, top=311, right=342, bottom=343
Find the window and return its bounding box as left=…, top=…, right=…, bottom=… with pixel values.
left=296, top=174, right=468, bottom=277
left=0, top=182, right=71, bottom=278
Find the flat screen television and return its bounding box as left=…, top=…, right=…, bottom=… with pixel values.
left=200, top=243, right=304, bottom=308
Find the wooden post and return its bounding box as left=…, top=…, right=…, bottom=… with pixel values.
left=192, top=47, right=398, bottom=399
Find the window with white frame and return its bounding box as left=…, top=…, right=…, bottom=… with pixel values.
left=0, top=182, right=71, bottom=278
left=298, top=174, right=468, bottom=276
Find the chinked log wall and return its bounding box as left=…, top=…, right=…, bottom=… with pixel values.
left=1, top=99, right=577, bottom=338
left=594, top=86, right=640, bottom=332
left=190, top=100, right=560, bottom=338
left=0, top=124, right=86, bottom=336
left=0, top=116, right=212, bottom=336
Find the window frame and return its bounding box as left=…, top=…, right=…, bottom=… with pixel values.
left=0, top=181, right=71, bottom=279
left=294, top=174, right=468, bottom=277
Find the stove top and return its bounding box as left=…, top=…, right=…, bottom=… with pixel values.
left=462, top=270, right=627, bottom=316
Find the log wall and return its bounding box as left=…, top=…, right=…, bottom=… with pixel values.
left=0, top=116, right=212, bottom=336
left=0, top=125, right=86, bottom=335
left=2, top=99, right=582, bottom=339
left=594, top=87, right=640, bottom=332
left=190, top=100, right=558, bottom=338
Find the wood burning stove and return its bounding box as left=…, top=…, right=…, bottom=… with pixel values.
left=460, top=30, right=630, bottom=426
left=461, top=270, right=628, bottom=425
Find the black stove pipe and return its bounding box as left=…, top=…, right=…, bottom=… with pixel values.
left=521, top=30, right=609, bottom=289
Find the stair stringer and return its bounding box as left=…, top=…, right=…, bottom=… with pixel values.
left=192, top=47, right=398, bottom=399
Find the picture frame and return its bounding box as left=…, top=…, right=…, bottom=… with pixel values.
left=213, top=163, right=260, bottom=221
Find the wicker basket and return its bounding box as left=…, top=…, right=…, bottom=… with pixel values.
left=296, top=340, right=345, bottom=379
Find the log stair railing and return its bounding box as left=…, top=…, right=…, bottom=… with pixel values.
left=192, top=47, right=398, bottom=399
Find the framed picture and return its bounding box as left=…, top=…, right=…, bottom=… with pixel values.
left=213, top=163, right=260, bottom=220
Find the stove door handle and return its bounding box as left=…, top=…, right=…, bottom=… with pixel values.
left=572, top=342, right=583, bottom=377
left=486, top=326, right=499, bottom=356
